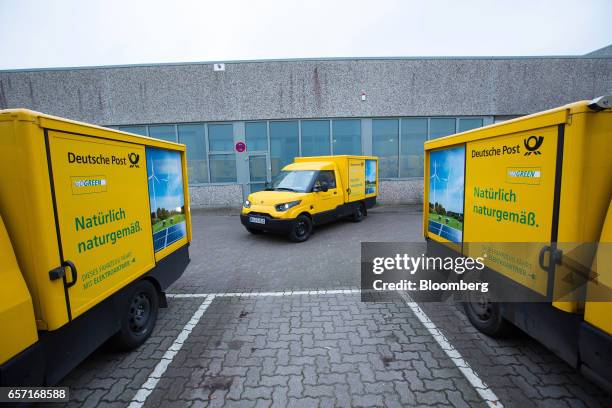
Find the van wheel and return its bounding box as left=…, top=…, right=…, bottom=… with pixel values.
left=112, top=280, right=159, bottom=350
left=246, top=227, right=262, bottom=235
left=352, top=203, right=365, bottom=222
left=289, top=215, right=312, bottom=242
left=463, top=299, right=512, bottom=337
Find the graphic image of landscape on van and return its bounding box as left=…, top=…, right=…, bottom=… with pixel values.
left=365, top=160, right=376, bottom=194
left=146, top=147, right=186, bottom=252
left=428, top=146, right=465, bottom=243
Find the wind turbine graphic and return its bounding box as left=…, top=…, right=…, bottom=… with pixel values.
left=430, top=161, right=442, bottom=209
left=442, top=166, right=451, bottom=207
left=148, top=158, right=169, bottom=216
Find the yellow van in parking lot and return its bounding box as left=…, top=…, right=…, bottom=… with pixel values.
left=241, top=155, right=378, bottom=242
left=423, top=96, right=612, bottom=391
left=0, top=109, right=191, bottom=386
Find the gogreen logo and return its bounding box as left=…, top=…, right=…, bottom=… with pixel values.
left=524, top=136, right=544, bottom=156
left=128, top=152, right=140, bottom=168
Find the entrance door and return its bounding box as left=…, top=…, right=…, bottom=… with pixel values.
left=247, top=154, right=271, bottom=195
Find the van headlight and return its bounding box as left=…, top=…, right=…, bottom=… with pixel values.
left=243, top=199, right=251, bottom=208
left=275, top=200, right=301, bottom=212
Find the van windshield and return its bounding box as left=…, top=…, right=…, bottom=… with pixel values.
left=272, top=170, right=316, bottom=193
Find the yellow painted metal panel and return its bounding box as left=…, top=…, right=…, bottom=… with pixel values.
left=0, top=215, right=38, bottom=365
left=0, top=115, right=67, bottom=330
left=348, top=159, right=366, bottom=201
left=47, top=131, right=156, bottom=320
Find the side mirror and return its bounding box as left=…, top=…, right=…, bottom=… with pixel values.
left=320, top=181, right=329, bottom=192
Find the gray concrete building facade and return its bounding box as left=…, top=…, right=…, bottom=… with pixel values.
left=1, top=51, right=610, bottom=208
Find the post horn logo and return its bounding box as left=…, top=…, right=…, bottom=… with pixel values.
left=128, top=152, right=140, bottom=168
left=524, top=136, right=544, bottom=156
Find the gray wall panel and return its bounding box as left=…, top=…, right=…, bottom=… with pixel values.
left=1, top=57, right=610, bottom=125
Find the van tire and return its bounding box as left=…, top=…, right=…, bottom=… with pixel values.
left=289, top=215, right=312, bottom=242
left=112, top=280, right=159, bottom=350
left=352, top=203, right=365, bottom=222
left=463, top=300, right=512, bottom=337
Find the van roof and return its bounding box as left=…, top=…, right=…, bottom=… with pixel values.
left=0, top=108, right=185, bottom=151
left=283, top=161, right=336, bottom=171
left=424, top=99, right=609, bottom=150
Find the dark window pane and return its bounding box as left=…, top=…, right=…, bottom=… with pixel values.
left=314, top=170, right=336, bottom=189
left=301, top=120, right=330, bottom=156
left=245, top=122, right=268, bottom=151
left=209, top=154, right=236, bottom=182
left=270, top=121, right=298, bottom=177
left=332, top=120, right=361, bottom=155
left=178, top=124, right=207, bottom=184
left=372, top=119, right=399, bottom=178
left=249, top=155, right=267, bottom=182
left=429, top=118, right=456, bottom=139
left=458, top=118, right=483, bottom=132
left=148, top=125, right=176, bottom=142
left=208, top=124, right=234, bottom=151
left=400, top=118, right=427, bottom=177
left=119, top=126, right=147, bottom=136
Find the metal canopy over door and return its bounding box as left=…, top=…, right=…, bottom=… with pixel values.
left=45, top=130, right=156, bottom=321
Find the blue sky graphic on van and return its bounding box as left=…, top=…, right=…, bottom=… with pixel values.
left=146, top=147, right=186, bottom=252
left=428, top=146, right=465, bottom=242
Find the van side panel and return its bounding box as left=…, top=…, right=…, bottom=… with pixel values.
left=0, top=215, right=38, bottom=365
left=0, top=115, right=68, bottom=331
left=552, top=111, right=612, bottom=313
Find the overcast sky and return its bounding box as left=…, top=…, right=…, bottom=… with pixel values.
left=1, top=0, right=610, bottom=70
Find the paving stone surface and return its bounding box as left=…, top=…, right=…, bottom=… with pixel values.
left=47, top=210, right=612, bottom=407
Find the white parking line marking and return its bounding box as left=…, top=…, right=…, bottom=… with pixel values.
left=398, top=292, right=503, bottom=408
left=128, top=295, right=216, bottom=408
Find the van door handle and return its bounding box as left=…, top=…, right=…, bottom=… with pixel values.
left=538, top=245, right=562, bottom=270
left=63, top=260, right=78, bottom=288
left=333, top=191, right=337, bottom=195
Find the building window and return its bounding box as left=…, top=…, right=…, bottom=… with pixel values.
left=118, top=125, right=147, bottom=136
left=400, top=118, right=427, bottom=178
left=208, top=123, right=234, bottom=151
left=245, top=122, right=268, bottom=151
left=209, top=154, right=236, bottom=183
left=301, top=120, right=330, bottom=157
left=372, top=119, right=399, bottom=178
left=429, top=118, right=456, bottom=139
left=178, top=124, right=207, bottom=184
left=270, top=121, right=298, bottom=177
left=148, top=125, right=177, bottom=142
left=332, top=119, right=361, bottom=155
left=207, top=124, right=236, bottom=182
left=458, top=118, right=483, bottom=133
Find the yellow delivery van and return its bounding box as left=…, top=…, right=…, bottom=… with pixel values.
left=0, top=109, right=192, bottom=386
left=423, top=96, right=612, bottom=391
left=241, top=155, right=378, bottom=242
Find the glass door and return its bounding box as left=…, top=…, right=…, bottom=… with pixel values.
left=247, top=154, right=271, bottom=195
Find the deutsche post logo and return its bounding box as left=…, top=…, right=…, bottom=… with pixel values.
left=128, top=152, right=140, bottom=168
left=524, top=136, right=544, bottom=156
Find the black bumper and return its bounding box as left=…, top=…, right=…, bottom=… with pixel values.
left=241, top=214, right=295, bottom=234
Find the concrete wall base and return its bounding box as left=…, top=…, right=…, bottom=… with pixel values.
left=189, top=179, right=424, bottom=209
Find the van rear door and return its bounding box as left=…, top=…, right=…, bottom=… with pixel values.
left=347, top=158, right=366, bottom=202
left=45, top=130, right=156, bottom=321
left=462, top=124, right=562, bottom=297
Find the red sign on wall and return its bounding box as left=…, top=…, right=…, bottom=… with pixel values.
left=235, top=141, right=246, bottom=152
